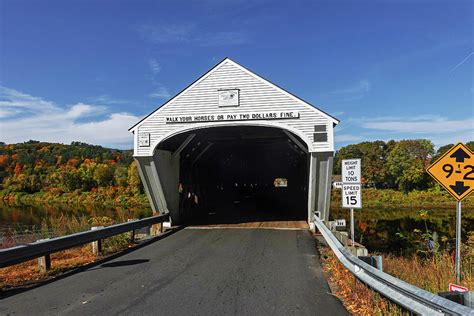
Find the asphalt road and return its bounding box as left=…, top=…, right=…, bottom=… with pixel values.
left=1, top=228, right=347, bottom=315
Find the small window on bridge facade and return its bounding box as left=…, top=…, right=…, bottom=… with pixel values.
left=313, top=125, right=327, bottom=142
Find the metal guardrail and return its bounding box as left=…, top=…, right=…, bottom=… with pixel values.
left=314, top=216, right=473, bottom=316
left=0, top=214, right=169, bottom=268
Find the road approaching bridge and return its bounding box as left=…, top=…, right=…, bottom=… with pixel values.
left=1, top=228, right=347, bottom=315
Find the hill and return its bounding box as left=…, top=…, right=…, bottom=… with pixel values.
left=0, top=140, right=146, bottom=207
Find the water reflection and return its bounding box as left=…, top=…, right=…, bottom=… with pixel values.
left=331, top=207, right=474, bottom=255
left=0, top=202, right=153, bottom=232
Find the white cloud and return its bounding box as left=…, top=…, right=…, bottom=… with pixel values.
left=331, top=80, right=371, bottom=95
left=0, top=86, right=140, bottom=148
left=135, top=23, right=248, bottom=46
left=149, top=86, right=171, bottom=99
left=343, top=115, right=474, bottom=147
left=450, top=52, right=473, bottom=73
left=0, top=86, right=57, bottom=116
left=335, top=134, right=363, bottom=143
left=198, top=31, right=248, bottom=46
left=65, top=103, right=104, bottom=119
left=329, top=80, right=371, bottom=102
left=136, top=23, right=195, bottom=43
left=89, top=94, right=131, bottom=105
left=360, top=116, right=474, bottom=134
left=149, top=58, right=161, bottom=74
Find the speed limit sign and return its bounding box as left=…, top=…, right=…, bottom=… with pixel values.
left=341, top=159, right=362, bottom=247
left=342, top=184, right=362, bottom=208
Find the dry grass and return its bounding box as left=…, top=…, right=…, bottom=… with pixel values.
left=0, top=245, right=96, bottom=289
left=318, top=232, right=474, bottom=315
left=318, top=245, right=406, bottom=315
left=383, top=232, right=474, bottom=292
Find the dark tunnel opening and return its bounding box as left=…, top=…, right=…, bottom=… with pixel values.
left=157, top=126, right=309, bottom=226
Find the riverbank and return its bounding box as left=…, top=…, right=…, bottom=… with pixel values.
left=0, top=188, right=149, bottom=209
left=3, top=188, right=473, bottom=210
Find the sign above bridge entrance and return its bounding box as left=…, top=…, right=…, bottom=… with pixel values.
left=427, top=143, right=473, bottom=201
left=164, top=110, right=300, bottom=124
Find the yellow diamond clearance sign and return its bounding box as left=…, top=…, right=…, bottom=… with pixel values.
left=427, top=143, right=474, bottom=201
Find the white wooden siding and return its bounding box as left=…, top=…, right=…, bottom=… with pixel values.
left=133, top=59, right=336, bottom=156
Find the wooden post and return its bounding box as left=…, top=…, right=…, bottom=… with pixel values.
left=38, top=254, right=51, bottom=272
left=150, top=224, right=159, bottom=236
left=91, top=226, right=103, bottom=256
left=128, top=220, right=135, bottom=243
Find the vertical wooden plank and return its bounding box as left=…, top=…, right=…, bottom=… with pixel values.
left=91, top=226, right=103, bottom=256
left=38, top=254, right=51, bottom=272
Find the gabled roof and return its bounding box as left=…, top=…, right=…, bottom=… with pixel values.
left=129, top=57, right=339, bottom=131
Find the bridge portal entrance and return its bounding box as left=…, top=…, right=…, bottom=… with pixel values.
left=129, top=58, right=339, bottom=228
left=157, top=126, right=308, bottom=227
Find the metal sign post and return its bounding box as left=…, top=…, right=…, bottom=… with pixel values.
left=350, top=208, right=355, bottom=247
left=455, top=201, right=461, bottom=283
left=341, top=159, right=362, bottom=247
left=426, top=143, right=473, bottom=283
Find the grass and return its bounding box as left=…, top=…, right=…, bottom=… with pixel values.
left=318, top=232, right=474, bottom=314
left=0, top=189, right=150, bottom=209
left=318, top=244, right=406, bottom=315
left=0, top=246, right=96, bottom=289
left=383, top=232, right=474, bottom=292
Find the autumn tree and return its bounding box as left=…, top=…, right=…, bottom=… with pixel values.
left=127, top=161, right=143, bottom=195
left=386, top=139, right=434, bottom=191
left=93, top=163, right=114, bottom=187
left=334, top=141, right=389, bottom=188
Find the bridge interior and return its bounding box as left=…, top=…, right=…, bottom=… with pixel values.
left=157, top=126, right=309, bottom=227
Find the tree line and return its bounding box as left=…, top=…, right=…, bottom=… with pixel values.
left=334, top=139, right=474, bottom=192
left=0, top=140, right=142, bottom=196
left=0, top=139, right=472, bottom=198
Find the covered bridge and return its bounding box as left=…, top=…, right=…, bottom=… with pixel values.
left=129, top=58, right=339, bottom=228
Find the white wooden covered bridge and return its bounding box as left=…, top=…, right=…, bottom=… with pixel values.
left=129, top=58, right=339, bottom=228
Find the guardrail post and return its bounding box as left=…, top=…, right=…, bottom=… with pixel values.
left=150, top=224, right=159, bottom=236
left=127, top=219, right=136, bottom=243
left=35, top=238, right=51, bottom=272
left=38, top=254, right=51, bottom=272
left=91, top=226, right=103, bottom=256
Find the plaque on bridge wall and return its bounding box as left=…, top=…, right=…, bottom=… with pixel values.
left=218, top=89, right=239, bottom=107
left=138, top=132, right=150, bottom=147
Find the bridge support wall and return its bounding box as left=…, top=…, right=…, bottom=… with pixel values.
left=318, top=152, right=334, bottom=223
left=308, top=152, right=333, bottom=225
left=135, top=153, right=180, bottom=223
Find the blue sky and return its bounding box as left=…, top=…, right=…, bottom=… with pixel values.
left=0, top=0, right=472, bottom=149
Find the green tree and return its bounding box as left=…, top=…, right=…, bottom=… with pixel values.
left=431, top=144, right=454, bottom=162
left=78, top=162, right=97, bottom=191
left=114, top=166, right=128, bottom=187
left=386, top=139, right=434, bottom=191
left=334, top=141, right=389, bottom=188
left=60, top=167, right=83, bottom=192
left=93, top=163, right=114, bottom=187
left=127, top=161, right=143, bottom=195
left=465, top=141, right=474, bottom=151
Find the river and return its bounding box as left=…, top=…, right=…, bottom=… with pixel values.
left=0, top=202, right=472, bottom=255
